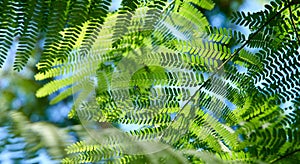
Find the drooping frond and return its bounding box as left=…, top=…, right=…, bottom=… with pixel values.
left=37, top=0, right=112, bottom=72
left=231, top=0, right=289, bottom=30
left=62, top=130, right=189, bottom=164
left=0, top=0, right=112, bottom=71
left=205, top=26, right=246, bottom=46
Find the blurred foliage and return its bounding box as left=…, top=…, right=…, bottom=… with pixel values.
left=0, top=41, right=82, bottom=163
left=213, top=0, right=244, bottom=16
left=0, top=71, right=48, bottom=121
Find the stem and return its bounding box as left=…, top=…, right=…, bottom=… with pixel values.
left=270, top=148, right=300, bottom=163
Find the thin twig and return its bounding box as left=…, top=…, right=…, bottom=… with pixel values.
left=270, top=148, right=300, bottom=163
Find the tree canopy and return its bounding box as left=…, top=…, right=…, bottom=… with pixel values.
left=0, top=0, right=300, bottom=163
